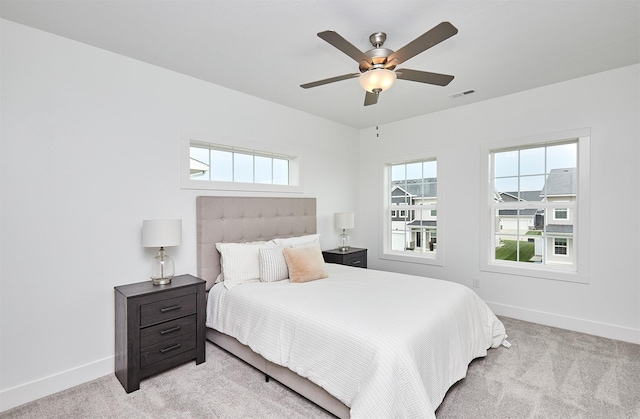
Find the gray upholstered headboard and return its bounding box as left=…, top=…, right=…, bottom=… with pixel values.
left=196, top=196, right=317, bottom=289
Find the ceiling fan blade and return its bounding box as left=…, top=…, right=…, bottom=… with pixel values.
left=364, top=91, right=378, bottom=106
left=318, top=30, right=373, bottom=69
left=396, top=68, right=454, bottom=86
left=300, top=73, right=360, bottom=89
left=386, top=22, right=458, bottom=66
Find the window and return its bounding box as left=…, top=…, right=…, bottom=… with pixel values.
left=181, top=131, right=301, bottom=192
left=480, top=129, right=590, bottom=283
left=190, top=142, right=290, bottom=185
left=554, top=238, right=568, bottom=255
left=554, top=208, right=568, bottom=220
left=381, top=153, right=442, bottom=266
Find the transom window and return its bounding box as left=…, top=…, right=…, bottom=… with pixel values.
left=190, top=141, right=291, bottom=185
left=180, top=132, right=301, bottom=193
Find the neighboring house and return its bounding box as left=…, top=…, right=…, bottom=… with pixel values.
left=390, top=179, right=437, bottom=252
left=495, top=168, right=576, bottom=265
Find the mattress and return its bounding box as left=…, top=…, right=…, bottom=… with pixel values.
left=206, top=263, right=506, bottom=418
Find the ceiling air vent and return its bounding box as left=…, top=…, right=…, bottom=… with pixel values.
left=449, top=89, right=475, bottom=99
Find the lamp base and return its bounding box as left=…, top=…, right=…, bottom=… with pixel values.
left=338, top=230, right=350, bottom=252
left=149, top=247, right=175, bottom=286
left=152, top=277, right=172, bottom=285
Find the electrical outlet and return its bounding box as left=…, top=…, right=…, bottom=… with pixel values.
left=473, top=277, right=480, bottom=288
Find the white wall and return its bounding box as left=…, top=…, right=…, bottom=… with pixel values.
left=0, top=20, right=359, bottom=411
left=358, top=64, right=640, bottom=345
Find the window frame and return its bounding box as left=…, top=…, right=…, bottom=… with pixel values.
left=480, top=128, right=590, bottom=283
left=379, top=150, right=444, bottom=266
left=180, top=130, right=302, bottom=193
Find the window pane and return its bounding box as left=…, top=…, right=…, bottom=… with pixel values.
left=494, top=150, right=518, bottom=177
left=254, top=156, right=272, bottom=184
left=520, top=175, right=546, bottom=192
left=234, top=153, right=253, bottom=183
left=273, top=158, right=288, bottom=185
left=189, top=146, right=210, bottom=180
left=210, top=150, right=232, bottom=182
left=519, top=147, right=545, bottom=175
left=406, top=162, right=422, bottom=180
left=391, top=164, right=406, bottom=182
left=495, top=177, right=518, bottom=195
left=547, top=143, right=577, bottom=172
left=423, top=160, right=437, bottom=178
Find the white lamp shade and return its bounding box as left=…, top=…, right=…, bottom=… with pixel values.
left=142, top=219, right=182, bottom=248
left=334, top=212, right=355, bottom=230
left=359, top=69, right=397, bottom=93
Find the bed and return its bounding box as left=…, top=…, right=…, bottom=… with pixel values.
left=197, top=196, right=506, bottom=418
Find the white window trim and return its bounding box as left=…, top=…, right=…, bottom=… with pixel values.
left=180, top=129, right=303, bottom=193
left=379, top=150, right=444, bottom=267
left=553, top=208, right=569, bottom=220
left=479, top=128, right=590, bottom=283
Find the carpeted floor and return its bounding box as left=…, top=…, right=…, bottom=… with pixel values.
left=2, top=317, right=639, bottom=418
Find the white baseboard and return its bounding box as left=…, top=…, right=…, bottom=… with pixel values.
left=0, top=355, right=114, bottom=412
left=487, top=301, right=640, bottom=345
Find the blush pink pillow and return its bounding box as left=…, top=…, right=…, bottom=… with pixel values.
left=283, top=246, right=328, bottom=283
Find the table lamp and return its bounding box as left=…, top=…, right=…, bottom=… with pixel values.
left=334, top=212, right=354, bottom=252
left=142, top=219, right=182, bottom=285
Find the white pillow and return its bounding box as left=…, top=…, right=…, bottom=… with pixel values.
left=273, top=234, right=320, bottom=248
left=216, top=241, right=276, bottom=289
left=259, top=245, right=289, bottom=282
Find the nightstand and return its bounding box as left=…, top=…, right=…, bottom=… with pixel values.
left=114, top=274, right=206, bottom=393
left=322, top=247, right=367, bottom=268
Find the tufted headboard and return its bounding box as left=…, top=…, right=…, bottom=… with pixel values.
left=196, top=196, right=317, bottom=290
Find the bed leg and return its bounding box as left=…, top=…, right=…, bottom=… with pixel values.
left=265, top=374, right=270, bottom=382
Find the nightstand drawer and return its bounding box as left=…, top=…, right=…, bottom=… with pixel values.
left=140, top=315, right=196, bottom=348
left=140, top=294, right=197, bottom=327
left=342, top=253, right=365, bottom=267
left=323, top=248, right=367, bottom=268
left=140, top=332, right=197, bottom=368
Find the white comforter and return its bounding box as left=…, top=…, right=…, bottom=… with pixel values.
left=206, top=264, right=506, bottom=418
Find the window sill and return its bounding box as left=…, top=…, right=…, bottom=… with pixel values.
left=480, top=261, right=588, bottom=284
left=379, top=250, right=443, bottom=267
left=180, top=178, right=303, bottom=193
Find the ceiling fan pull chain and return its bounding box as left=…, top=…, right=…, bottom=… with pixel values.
left=376, top=109, right=380, bottom=138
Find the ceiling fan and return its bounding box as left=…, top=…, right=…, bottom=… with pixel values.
left=300, top=22, right=458, bottom=106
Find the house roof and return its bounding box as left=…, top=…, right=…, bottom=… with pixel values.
left=542, top=168, right=577, bottom=196
left=546, top=225, right=574, bottom=234
left=407, top=220, right=437, bottom=228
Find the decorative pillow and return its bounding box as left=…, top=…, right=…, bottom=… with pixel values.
left=283, top=246, right=328, bottom=283
left=259, top=245, right=289, bottom=282
left=216, top=241, right=275, bottom=289
left=273, top=234, right=320, bottom=247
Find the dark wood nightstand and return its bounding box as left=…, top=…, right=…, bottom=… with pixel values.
left=322, top=247, right=367, bottom=268
left=114, top=274, right=206, bottom=393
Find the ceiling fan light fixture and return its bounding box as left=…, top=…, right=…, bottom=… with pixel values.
left=359, top=68, right=397, bottom=93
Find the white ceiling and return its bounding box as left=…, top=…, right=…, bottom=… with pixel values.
left=1, top=1, right=639, bottom=129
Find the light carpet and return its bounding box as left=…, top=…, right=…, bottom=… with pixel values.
left=2, top=317, right=639, bottom=418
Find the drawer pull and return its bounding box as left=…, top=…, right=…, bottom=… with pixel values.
left=160, top=305, right=181, bottom=313
left=352, top=260, right=361, bottom=265
left=159, top=343, right=182, bottom=354
left=159, top=325, right=181, bottom=335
